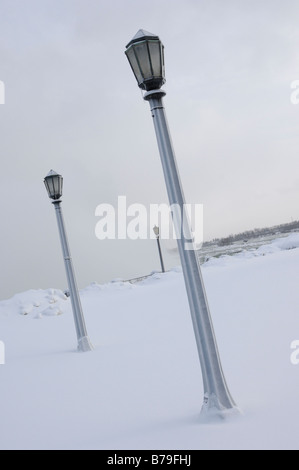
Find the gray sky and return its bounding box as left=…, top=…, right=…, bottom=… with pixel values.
left=1, top=0, right=299, bottom=300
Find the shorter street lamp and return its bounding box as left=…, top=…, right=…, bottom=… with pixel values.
left=153, top=225, right=165, bottom=273
left=44, top=170, right=93, bottom=352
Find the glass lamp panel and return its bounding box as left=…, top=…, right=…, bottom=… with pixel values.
left=134, top=41, right=152, bottom=79
left=48, top=178, right=55, bottom=198
left=53, top=175, right=62, bottom=198
left=161, top=45, right=165, bottom=79
left=148, top=41, right=162, bottom=77
left=126, top=47, right=143, bottom=84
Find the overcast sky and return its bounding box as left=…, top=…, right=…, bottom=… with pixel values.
left=1, top=0, right=299, bottom=300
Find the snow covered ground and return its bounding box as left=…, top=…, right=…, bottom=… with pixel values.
left=1, top=234, right=299, bottom=450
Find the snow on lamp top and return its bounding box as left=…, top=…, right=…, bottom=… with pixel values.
left=44, top=170, right=63, bottom=200
left=125, top=29, right=166, bottom=91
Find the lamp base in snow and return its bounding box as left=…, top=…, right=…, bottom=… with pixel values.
left=199, top=393, right=242, bottom=422
left=77, top=336, right=93, bottom=352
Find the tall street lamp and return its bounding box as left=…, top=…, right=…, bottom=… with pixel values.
left=153, top=225, right=165, bottom=273
left=44, top=170, right=93, bottom=352
left=125, top=30, right=238, bottom=418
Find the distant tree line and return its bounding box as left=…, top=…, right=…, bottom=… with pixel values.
left=205, top=220, right=299, bottom=247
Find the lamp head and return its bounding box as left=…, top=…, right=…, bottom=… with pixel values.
left=153, top=225, right=160, bottom=237
left=125, top=29, right=166, bottom=91
left=44, top=170, right=63, bottom=200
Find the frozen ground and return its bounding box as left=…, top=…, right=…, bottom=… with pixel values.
left=0, top=234, right=299, bottom=450
left=198, top=231, right=299, bottom=263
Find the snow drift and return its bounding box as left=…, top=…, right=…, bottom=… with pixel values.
left=0, top=234, right=299, bottom=449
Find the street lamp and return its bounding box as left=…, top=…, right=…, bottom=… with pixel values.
left=125, top=30, right=238, bottom=418
left=153, top=225, right=165, bottom=273
left=44, top=170, right=93, bottom=352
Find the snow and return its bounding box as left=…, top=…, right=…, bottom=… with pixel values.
left=0, top=234, right=299, bottom=449
left=204, top=232, right=299, bottom=266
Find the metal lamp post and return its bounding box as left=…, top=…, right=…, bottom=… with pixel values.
left=44, top=170, right=93, bottom=352
left=153, top=225, right=165, bottom=273
left=125, top=30, right=238, bottom=418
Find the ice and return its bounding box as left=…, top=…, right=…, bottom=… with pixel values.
left=203, top=233, right=299, bottom=267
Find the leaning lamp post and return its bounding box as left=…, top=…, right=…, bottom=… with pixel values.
left=125, top=30, right=238, bottom=418
left=44, top=170, right=93, bottom=352
left=153, top=225, right=165, bottom=273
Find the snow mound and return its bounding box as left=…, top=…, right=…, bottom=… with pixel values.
left=0, top=288, right=69, bottom=318
left=269, top=233, right=299, bottom=250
